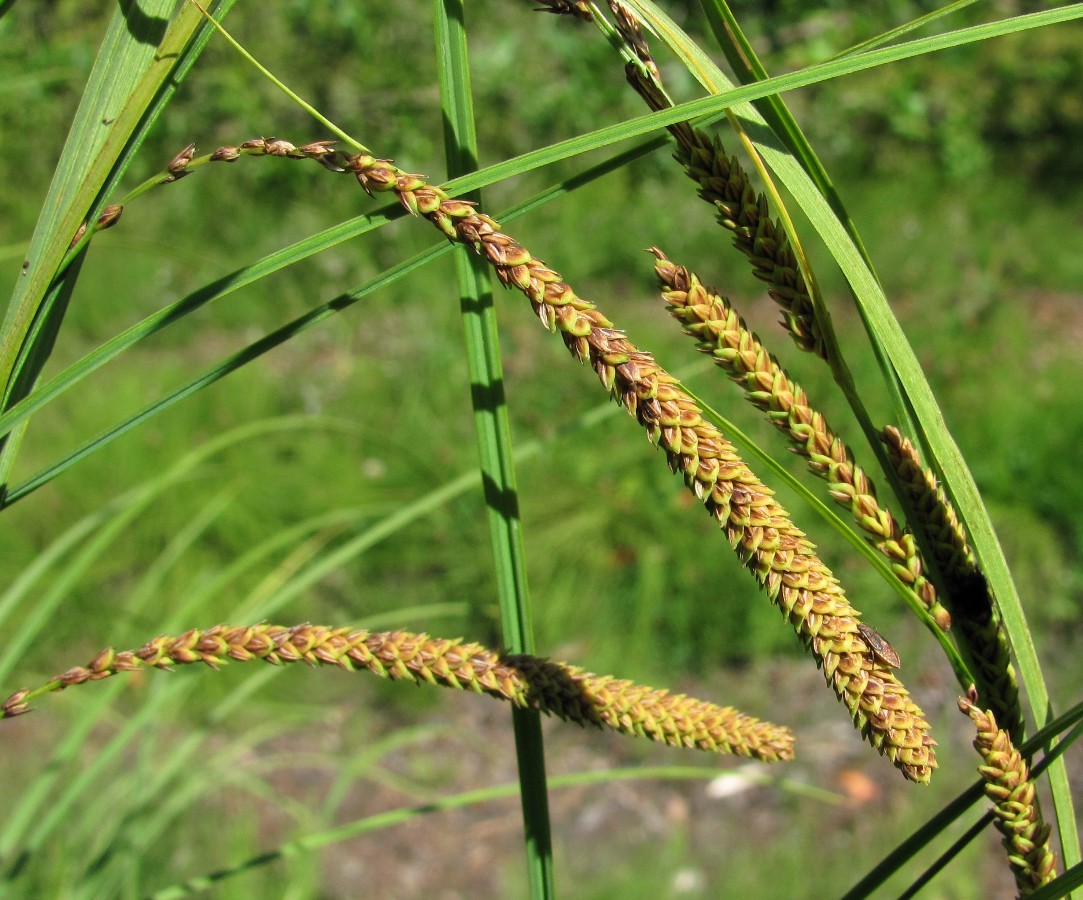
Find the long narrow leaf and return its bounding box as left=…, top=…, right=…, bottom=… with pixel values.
left=1, top=133, right=668, bottom=502
left=434, top=2, right=553, bottom=896
left=0, top=1, right=232, bottom=485
left=626, top=0, right=1078, bottom=863
left=145, top=766, right=838, bottom=898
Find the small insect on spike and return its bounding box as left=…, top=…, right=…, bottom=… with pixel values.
left=857, top=622, right=901, bottom=668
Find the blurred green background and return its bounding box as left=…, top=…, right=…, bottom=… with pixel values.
left=1, top=0, right=1081, bottom=896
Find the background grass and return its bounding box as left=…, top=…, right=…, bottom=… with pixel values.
left=1, top=0, right=1081, bottom=896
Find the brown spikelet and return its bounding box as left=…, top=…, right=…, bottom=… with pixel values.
left=653, top=252, right=950, bottom=631
left=69, top=204, right=124, bottom=250
left=619, top=60, right=824, bottom=359
left=330, top=150, right=936, bottom=781
left=608, top=1, right=659, bottom=78
left=165, top=142, right=196, bottom=181
left=675, top=129, right=823, bottom=359
left=884, top=426, right=1023, bottom=740
left=528, top=0, right=824, bottom=358
left=882, top=425, right=977, bottom=581
left=67, top=136, right=353, bottom=250
left=1, top=689, right=29, bottom=718
left=67, top=134, right=935, bottom=779
left=959, top=690, right=1056, bottom=895
left=0, top=625, right=793, bottom=760
left=531, top=0, right=592, bottom=19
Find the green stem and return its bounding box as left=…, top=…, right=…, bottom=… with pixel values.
left=434, top=1, right=553, bottom=897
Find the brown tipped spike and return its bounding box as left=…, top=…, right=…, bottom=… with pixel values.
left=149, top=136, right=938, bottom=781
left=652, top=253, right=951, bottom=635
left=959, top=694, right=1056, bottom=893
left=334, top=170, right=935, bottom=779
left=1, top=624, right=791, bottom=759
left=883, top=426, right=1022, bottom=741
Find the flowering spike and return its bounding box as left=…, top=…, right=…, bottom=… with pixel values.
left=881, top=426, right=977, bottom=581
left=652, top=252, right=950, bottom=632
left=317, top=152, right=936, bottom=780
left=959, top=690, right=1056, bottom=894
left=884, top=426, right=1022, bottom=741
left=0, top=625, right=794, bottom=761
left=608, top=32, right=825, bottom=358
left=58, top=134, right=935, bottom=779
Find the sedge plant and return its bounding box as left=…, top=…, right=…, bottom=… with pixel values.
left=1, top=0, right=1082, bottom=896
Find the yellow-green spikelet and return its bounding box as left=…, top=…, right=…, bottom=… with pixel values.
left=959, top=691, right=1056, bottom=894
left=653, top=253, right=951, bottom=631
left=5, top=624, right=793, bottom=760
left=328, top=149, right=938, bottom=781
